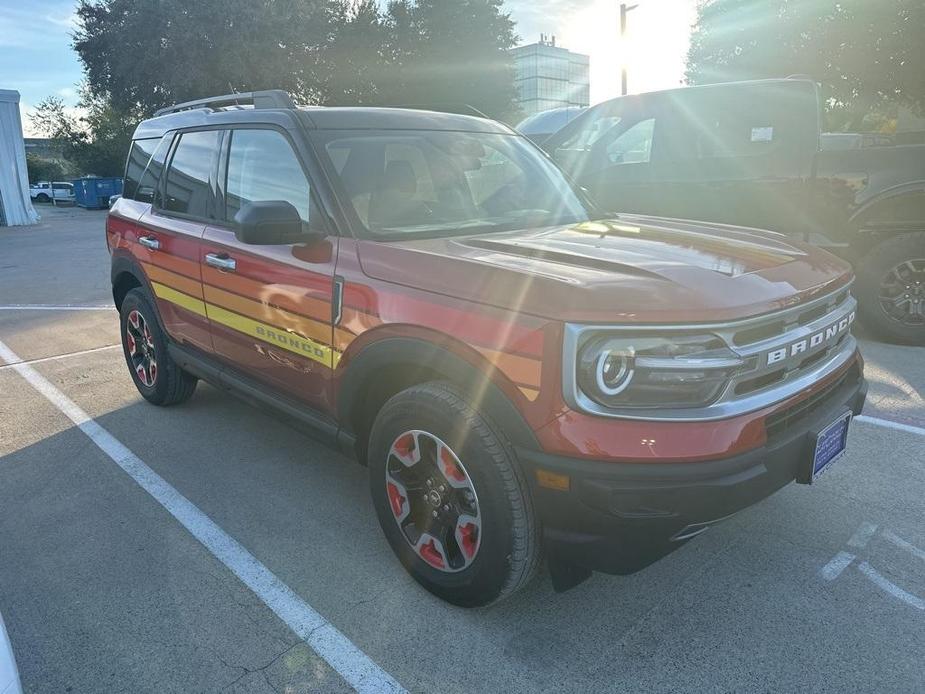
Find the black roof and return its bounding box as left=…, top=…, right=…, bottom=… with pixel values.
left=132, top=104, right=513, bottom=140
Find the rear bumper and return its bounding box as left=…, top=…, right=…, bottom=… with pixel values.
left=517, top=365, right=867, bottom=576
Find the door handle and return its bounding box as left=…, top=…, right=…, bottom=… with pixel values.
left=138, top=235, right=160, bottom=250
left=205, top=252, right=236, bottom=272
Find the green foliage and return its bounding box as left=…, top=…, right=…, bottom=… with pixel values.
left=686, top=0, right=925, bottom=130
left=31, top=91, right=138, bottom=176
left=25, top=154, right=68, bottom=184
left=70, top=0, right=520, bottom=121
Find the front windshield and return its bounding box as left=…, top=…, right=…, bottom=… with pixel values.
left=314, top=129, right=590, bottom=239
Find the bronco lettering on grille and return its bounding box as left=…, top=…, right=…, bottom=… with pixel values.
left=766, top=311, right=855, bottom=366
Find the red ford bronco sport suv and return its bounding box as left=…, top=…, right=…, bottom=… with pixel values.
left=107, top=90, right=866, bottom=606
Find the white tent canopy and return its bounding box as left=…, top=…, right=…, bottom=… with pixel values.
left=0, top=89, right=39, bottom=227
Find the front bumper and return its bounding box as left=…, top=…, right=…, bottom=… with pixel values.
left=517, top=363, right=867, bottom=576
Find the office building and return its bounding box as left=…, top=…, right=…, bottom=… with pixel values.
left=511, top=35, right=590, bottom=116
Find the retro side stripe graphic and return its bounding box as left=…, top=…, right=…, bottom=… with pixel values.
left=144, top=258, right=542, bottom=400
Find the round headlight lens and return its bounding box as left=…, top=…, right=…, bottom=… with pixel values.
left=595, top=349, right=634, bottom=395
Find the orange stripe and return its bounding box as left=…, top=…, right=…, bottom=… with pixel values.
left=202, top=266, right=331, bottom=323
left=203, top=284, right=333, bottom=346
left=142, top=263, right=203, bottom=299
left=132, top=242, right=201, bottom=279
left=475, top=347, right=542, bottom=388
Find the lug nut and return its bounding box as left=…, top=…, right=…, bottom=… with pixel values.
left=426, top=479, right=433, bottom=487
left=438, top=485, right=446, bottom=492
left=442, top=504, right=449, bottom=511
left=432, top=510, right=438, bottom=518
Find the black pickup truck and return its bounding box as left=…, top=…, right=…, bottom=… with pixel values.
left=546, top=78, right=925, bottom=343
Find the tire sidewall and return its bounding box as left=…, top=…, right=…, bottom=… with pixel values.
left=857, top=233, right=925, bottom=344
left=120, top=289, right=170, bottom=402
left=369, top=388, right=524, bottom=607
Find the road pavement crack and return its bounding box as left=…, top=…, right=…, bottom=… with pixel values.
left=220, top=642, right=301, bottom=691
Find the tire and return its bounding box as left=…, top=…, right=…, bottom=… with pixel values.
left=35, top=193, right=50, bottom=203
left=856, top=232, right=925, bottom=344
left=119, top=287, right=198, bottom=405
left=368, top=382, right=540, bottom=607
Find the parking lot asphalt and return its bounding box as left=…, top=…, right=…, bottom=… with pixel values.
left=1, top=206, right=923, bottom=693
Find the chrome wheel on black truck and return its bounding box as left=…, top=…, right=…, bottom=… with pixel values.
left=857, top=233, right=925, bottom=344
left=368, top=383, right=540, bottom=607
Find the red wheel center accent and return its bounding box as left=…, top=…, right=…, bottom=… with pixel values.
left=386, top=430, right=482, bottom=573
left=126, top=309, right=157, bottom=387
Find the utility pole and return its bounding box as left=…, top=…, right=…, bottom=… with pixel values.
left=620, top=3, right=638, bottom=95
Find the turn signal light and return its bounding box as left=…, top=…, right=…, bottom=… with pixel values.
left=536, top=469, right=570, bottom=492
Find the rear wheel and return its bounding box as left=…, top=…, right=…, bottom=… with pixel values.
left=368, top=382, right=540, bottom=607
left=857, top=233, right=925, bottom=344
left=120, top=288, right=197, bottom=405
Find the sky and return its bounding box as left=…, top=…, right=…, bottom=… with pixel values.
left=0, top=0, right=698, bottom=136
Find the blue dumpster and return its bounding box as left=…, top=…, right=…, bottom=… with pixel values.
left=72, top=177, right=124, bottom=209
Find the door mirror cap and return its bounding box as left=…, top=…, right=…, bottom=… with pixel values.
left=233, top=200, right=325, bottom=245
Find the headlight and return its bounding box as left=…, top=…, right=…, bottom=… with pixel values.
left=573, top=332, right=744, bottom=410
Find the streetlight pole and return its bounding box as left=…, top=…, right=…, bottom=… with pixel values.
left=620, top=3, right=638, bottom=95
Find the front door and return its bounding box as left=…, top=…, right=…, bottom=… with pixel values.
left=201, top=127, right=338, bottom=412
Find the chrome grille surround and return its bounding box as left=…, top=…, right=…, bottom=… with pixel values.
left=562, top=286, right=858, bottom=421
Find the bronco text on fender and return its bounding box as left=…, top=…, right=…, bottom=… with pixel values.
left=107, top=90, right=867, bottom=606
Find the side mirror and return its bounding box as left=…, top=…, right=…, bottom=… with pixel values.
left=233, top=200, right=325, bottom=245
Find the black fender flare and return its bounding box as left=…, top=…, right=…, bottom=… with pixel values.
left=336, top=337, right=540, bottom=452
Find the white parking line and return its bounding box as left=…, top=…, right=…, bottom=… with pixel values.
left=0, top=344, right=120, bottom=371
left=857, top=562, right=925, bottom=611
left=882, top=530, right=925, bottom=563
left=0, top=305, right=113, bottom=311
left=819, top=551, right=856, bottom=581
left=855, top=414, right=925, bottom=437
left=0, top=338, right=405, bottom=694
left=847, top=522, right=878, bottom=549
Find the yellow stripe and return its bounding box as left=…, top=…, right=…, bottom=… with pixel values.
left=152, top=282, right=207, bottom=317
left=206, top=304, right=339, bottom=368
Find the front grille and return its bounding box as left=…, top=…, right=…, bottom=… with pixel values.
left=764, top=364, right=859, bottom=440
left=731, top=289, right=850, bottom=347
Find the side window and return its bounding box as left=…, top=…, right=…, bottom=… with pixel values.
left=134, top=135, right=172, bottom=205
left=163, top=130, right=220, bottom=218
left=603, top=118, right=655, bottom=165
left=123, top=138, right=158, bottom=200
left=225, top=129, right=312, bottom=223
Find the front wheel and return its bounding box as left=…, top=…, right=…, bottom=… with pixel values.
left=119, top=288, right=198, bottom=405
left=856, top=233, right=925, bottom=344
left=368, top=382, right=540, bottom=607
left=35, top=193, right=50, bottom=203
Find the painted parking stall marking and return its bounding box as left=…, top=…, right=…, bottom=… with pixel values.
left=820, top=521, right=925, bottom=613
left=0, top=338, right=406, bottom=694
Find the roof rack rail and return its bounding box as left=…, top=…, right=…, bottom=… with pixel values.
left=154, top=89, right=295, bottom=117
left=393, top=103, right=490, bottom=119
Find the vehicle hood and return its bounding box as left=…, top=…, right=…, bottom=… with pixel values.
left=356, top=215, right=853, bottom=323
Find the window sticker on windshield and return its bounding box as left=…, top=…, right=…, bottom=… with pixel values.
left=751, top=126, right=774, bottom=142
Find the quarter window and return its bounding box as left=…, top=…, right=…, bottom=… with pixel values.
left=225, top=129, right=312, bottom=223
left=123, top=138, right=158, bottom=200
left=135, top=135, right=172, bottom=205
left=163, top=130, right=220, bottom=217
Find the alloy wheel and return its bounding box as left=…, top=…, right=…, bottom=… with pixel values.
left=878, top=259, right=925, bottom=327
left=385, top=430, right=482, bottom=572
left=126, top=309, right=158, bottom=387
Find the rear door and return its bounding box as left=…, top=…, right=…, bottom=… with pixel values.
left=201, top=126, right=339, bottom=412
left=136, top=129, right=222, bottom=354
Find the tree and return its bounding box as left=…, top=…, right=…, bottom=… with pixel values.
left=686, top=0, right=925, bottom=130
left=32, top=91, right=137, bottom=176
left=73, top=0, right=337, bottom=114
left=71, top=0, right=521, bottom=121
left=25, top=154, right=67, bottom=184
left=382, top=0, right=521, bottom=120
